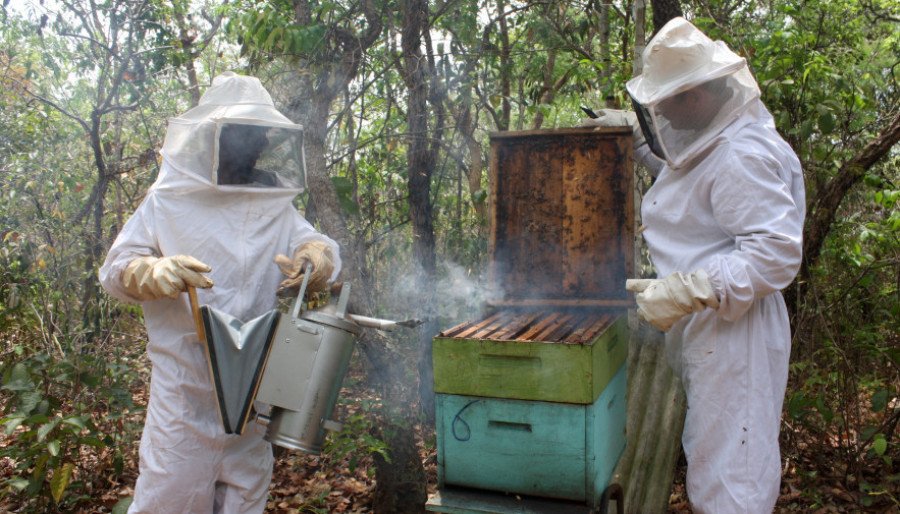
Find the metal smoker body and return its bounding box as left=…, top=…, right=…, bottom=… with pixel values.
left=195, top=269, right=418, bottom=454
left=255, top=280, right=359, bottom=453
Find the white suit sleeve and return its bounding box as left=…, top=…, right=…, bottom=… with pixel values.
left=288, top=210, right=342, bottom=282
left=635, top=141, right=665, bottom=177
left=98, top=199, right=160, bottom=303
left=704, top=153, right=803, bottom=322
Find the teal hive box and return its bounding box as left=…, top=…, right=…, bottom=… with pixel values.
left=433, top=314, right=627, bottom=404
left=435, top=366, right=626, bottom=507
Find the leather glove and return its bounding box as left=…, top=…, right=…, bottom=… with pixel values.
left=625, top=270, right=719, bottom=332
left=122, top=255, right=214, bottom=301
left=581, top=108, right=645, bottom=146
left=274, top=241, right=335, bottom=294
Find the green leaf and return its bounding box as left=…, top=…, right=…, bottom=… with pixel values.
left=860, top=425, right=878, bottom=441
left=800, top=120, right=814, bottom=140
left=112, top=497, right=133, bottom=514
left=3, top=362, right=34, bottom=391
left=331, top=175, right=353, bottom=195
left=871, top=389, right=889, bottom=412
left=37, top=418, right=60, bottom=442
left=7, top=477, right=30, bottom=491
left=109, top=387, right=133, bottom=408
left=32, top=453, right=49, bottom=483
left=873, top=434, right=887, bottom=456
left=331, top=176, right=359, bottom=215
left=264, top=27, right=283, bottom=51
left=61, top=416, right=87, bottom=430
left=48, top=440, right=61, bottom=457
left=50, top=462, right=74, bottom=503
left=79, top=436, right=105, bottom=448
left=18, top=390, right=42, bottom=415
left=25, top=413, right=50, bottom=425
left=78, top=371, right=101, bottom=388
left=3, top=415, right=25, bottom=435
left=300, top=25, right=326, bottom=53
left=114, top=451, right=124, bottom=475
left=815, top=396, right=833, bottom=423
left=818, top=112, right=835, bottom=135
left=787, top=392, right=810, bottom=419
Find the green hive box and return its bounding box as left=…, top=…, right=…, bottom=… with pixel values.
left=433, top=314, right=626, bottom=404
left=435, top=366, right=627, bottom=506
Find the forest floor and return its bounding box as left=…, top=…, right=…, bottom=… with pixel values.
left=1, top=362, right=897, bottom=513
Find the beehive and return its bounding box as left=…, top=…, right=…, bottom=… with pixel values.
left=433, top=312, right=626, bottom=404
left=435, top=367, right=626, bottom=506
left=433, top=127, right=634, bottom=404
left=429, top=127, right=633, bottom=512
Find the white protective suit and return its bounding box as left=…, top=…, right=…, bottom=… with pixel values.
left=99, top=72, right=341, bottom=513
left=626, top=19, right=805, bottom=513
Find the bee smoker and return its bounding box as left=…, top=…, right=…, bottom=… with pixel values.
left=253, top=277, right=360, bottom=453
left=192, top=270, right=419, bottom=455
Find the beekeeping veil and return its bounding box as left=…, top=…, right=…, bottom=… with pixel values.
left=626, top=18, right=760, bottom=169
left=157, top=71, right=306, bottom=192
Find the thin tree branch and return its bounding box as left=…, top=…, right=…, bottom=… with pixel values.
left=804, top=110, right=900, bottom=269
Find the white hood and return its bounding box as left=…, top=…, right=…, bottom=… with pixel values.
left=156, top=72, right=305, bottom=196
left=626, top=18, right=761, bottom=169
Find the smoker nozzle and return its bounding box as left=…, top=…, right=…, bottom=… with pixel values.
left=346, top=314, right=423, bottom=331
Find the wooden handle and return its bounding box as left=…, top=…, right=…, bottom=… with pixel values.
left=187, top=286, right=206, bottom=344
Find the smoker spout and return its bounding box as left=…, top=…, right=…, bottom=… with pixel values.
left=347, top=314, right=423, bottom=331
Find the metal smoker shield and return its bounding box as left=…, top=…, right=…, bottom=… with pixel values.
left=200, top=306, right=281, bottom=435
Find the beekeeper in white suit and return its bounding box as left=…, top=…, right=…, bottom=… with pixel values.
left=588, top=18, right=805, bottom=513
left=99, top=72, right=340, bottom=513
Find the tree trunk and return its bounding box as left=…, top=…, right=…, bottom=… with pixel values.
left=173, top=8, right=201, bottom=107
left=293, top=83, right=428, bottom=513
left=459, top=104, right=487, bottom=227
left=530, top=50, right=555, bottom=130
left=451, top=33, right=488, bottom=228
left=633, top=0, right=647, bottom=76
left=650, top=0, right=683, bottom=37
left=282, top=2, right=426, bottom=509
left=599, top=1, right=614, bottom=107
left=400, top=0, right=440, bottom=423
left=497, top=0, right=512, bottom=131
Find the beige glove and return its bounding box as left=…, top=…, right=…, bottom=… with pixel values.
left=625, top=270, right=720, bottom=332
left=122, top=255, right=214, bottom=301
left=274, top=241, right=335, bottom=293
left=581, top=108, right=645, bottom=146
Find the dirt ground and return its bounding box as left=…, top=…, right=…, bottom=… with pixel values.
left=1, top=365, right=896, bottom=513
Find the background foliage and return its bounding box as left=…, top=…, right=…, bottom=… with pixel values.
left=0, top=0, right=897, bottom=511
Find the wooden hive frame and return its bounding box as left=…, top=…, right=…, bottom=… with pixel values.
left=440, top=310, right=617, bottom=345
left=487, top=127, right=634, bottom=312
